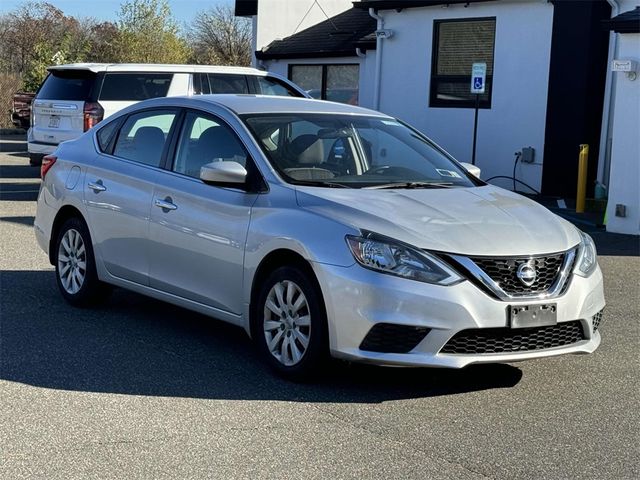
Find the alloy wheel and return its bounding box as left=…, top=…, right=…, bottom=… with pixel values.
left=57, top=228, right=87, bottom=294
left=263, top=280, right=311, bottom=366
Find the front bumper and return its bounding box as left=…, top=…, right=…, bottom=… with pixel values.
left=312, top=261, right=604, bottom=368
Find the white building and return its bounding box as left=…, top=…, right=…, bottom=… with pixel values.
left=237, top=0, right=639, bottom=235
left=602, top=3, right=640, bottom=235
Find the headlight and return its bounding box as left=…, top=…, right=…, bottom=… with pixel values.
left=574, top=231, right=597, bottom=277
left=346, top=234, right=463, bottom=285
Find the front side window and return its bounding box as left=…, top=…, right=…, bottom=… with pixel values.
left=173, top=111, right=248, bottom=178
left=99, top=73, right=173, bottom=101
left=290, top=64, right=359, bottom=105
left=254, top=76, right=301, bottom=97
left=193, top=73, right=211, bottom=94
left=113, top=110, right=177, bottom=167
left=430, top=18, right=496, bottom=108
left=244, top=113, right=476, bottom=188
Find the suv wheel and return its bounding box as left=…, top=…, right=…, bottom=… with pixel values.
left=252, top=265, right=328, bottom=380
left=54, top=217, right=110, bottom=306
left=29, top=153, right=44, bottom=166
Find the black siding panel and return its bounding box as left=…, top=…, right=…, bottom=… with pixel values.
left=541, top=1, right=611, bottom=197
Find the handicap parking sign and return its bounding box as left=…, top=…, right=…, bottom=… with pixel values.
left=471, top=63, right=487, bottom=94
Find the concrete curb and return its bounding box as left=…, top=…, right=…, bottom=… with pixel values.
left=0, top=128, right=27, bottom=136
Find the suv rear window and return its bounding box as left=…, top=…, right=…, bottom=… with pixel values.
left=37, top=70, right=96, bottom=100
left=99, top=73, right=173, bottom=101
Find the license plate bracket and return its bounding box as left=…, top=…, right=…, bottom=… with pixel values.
left=509, top=303, right=557, bottom=329
left=48, top=116, right=60, bottom=128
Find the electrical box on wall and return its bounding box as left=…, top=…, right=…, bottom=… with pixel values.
left=521, top=147, right=535, bottom=163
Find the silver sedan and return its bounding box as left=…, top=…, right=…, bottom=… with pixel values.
left=34, top=95, right=605, bottom=379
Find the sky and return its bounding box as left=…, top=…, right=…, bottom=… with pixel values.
left=0, top=0, right=232, bottom=26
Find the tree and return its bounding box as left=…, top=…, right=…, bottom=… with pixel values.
left=113, top=0, right=190, bottom=63
left=188, top=5, right=252, bottom=66
left=85, top=22, right=120, bottom=63
left=0, top=1, right=93, bottom=90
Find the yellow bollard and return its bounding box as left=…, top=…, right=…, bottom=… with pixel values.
left=576, top=144, right=589, bottom=213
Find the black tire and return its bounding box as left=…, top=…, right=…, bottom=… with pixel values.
left=54, top=216, right=111, bottom=307
left=251, top=265, right=328, bottom=381
left=29, top=153, right=44, bottom=166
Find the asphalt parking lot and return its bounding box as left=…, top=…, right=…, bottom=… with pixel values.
left=1, top=135, right=638, bottom=479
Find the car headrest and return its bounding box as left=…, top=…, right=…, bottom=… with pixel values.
left=197, top=126, right=245, bottom=160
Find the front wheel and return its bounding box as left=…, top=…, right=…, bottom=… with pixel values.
left=55, top=217, right=110, bottom=307
left=252, top=265, right=328, bottom=380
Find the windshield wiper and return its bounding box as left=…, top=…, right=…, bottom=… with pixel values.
left=364, top=181, right=455, bottom=190
left=292, top=180, right=353, bottom=188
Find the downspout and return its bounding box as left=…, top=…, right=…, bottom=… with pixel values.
left=598, top=0, right=620, bottom=186
left=369, top=8, right=384, bottom=111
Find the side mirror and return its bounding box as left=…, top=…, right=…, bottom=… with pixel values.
left=460, top=162, right=481, bottom=179
left=200, top=161, right=247, bottom=185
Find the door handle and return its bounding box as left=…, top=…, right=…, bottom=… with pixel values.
left=88, top=181, right=106, bottom=192
left=154, top=197, right=178, bottom=211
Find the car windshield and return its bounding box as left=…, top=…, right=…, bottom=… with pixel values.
left=243, top=113, right=477, bottom=188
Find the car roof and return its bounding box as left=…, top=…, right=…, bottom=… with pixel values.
left=166, top=94, right=392, bottom=117
left=48, top=63, right=272, bottom=75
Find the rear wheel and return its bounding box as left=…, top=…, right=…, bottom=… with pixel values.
left=252, top=265, right=328, bottom=380
left=54, top=217, right=110, bottom=306
left=29, top=153, right=44, bottom=166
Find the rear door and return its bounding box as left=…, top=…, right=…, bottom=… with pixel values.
left=85, top=108, right=179, bottom=285
left=98, top=72, right=174, bottom=119
left=31, top=69, right=97, bottom=146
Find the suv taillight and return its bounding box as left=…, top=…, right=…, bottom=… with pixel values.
left=83, top=102, right=104, bottom=131
left=41, top=155, right=57, bottom=179
left=30, top=104, right=35, bottom=128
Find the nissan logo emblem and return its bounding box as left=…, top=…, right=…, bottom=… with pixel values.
left=516, top=262, right=537, bottom=287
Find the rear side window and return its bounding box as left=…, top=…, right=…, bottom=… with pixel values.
left=37, top=70, right=96, bottom=100
left=255, top=76, right=301, bottom=97
left=96, top=120, right=120, bottom=153
left=208, top=74, right=249, bottom=94
left=113, top=110, right=177, bottom=167
left=99, top=73, right=173, bottom=101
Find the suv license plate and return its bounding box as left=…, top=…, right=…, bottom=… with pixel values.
left=509, top=304, right=557, bottom=329
left=48, top=116, right=60, bottom=128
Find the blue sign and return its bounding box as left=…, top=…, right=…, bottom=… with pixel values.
left=471, top=63, right=487, bottom=94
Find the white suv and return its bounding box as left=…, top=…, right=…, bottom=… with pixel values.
left=27, top=63, right=308, bottom=165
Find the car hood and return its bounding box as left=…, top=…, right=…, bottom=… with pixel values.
left=295, top=185, right=581, bottom=256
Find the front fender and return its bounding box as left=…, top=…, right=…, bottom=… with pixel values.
left=242, top=185, right=358, bottom=320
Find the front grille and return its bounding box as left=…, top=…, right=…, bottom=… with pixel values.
left=592, top=309, right=605, bottom=332
left=360, top=323, right=430, bottom=354
left=441, top=321, right=585, bottom=354
left=470, top=253, right=567, bottom=296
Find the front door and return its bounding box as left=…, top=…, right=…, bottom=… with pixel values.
left=148, top=110, right=258, bottom=314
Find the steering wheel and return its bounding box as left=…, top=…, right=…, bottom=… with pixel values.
left=364, top=165, right=393, bottom=175
left=365, top=165, right=421, bottom=177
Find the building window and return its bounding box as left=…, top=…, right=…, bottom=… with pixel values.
left=289, top=64, right=359, bottom=105
left=430, top=18, right=496, bottom=108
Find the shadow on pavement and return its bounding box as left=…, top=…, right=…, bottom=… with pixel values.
left=590, top=231, right=639, bottom=257
left=0, top=270, right=523, bottom=403
left=0, top=183, right=40, bottom=201
left=0, top=215, right=34, bottom=226
left=0, top=163, right=39, bottom=179
left=6, top=151, right=29, bottom=159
